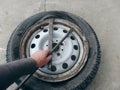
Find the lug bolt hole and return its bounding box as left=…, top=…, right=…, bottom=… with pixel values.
left=35, top=35, right=40, bottom=39
left=57, top=53, right=60, bottom=56
left=70, top=36, right=75, bottom=40
left=51, top=65, right=56, bottom=72
left=61, top=43, right=63, bottom=45
left=74, top=45, right=78, bottom=50
left=71, top=55, right=76, bottom=61
left=43, top=29, right=48, bottom=32
left=31, top=44, right=36, bottom=48
left=54, top=27, right=58, bottom=31
left=63, top=30, right=67, bottom=33
left=62, top=63, right=68, bottom=69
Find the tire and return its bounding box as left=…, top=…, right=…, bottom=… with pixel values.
left=6, top=11, right=101, bottom=90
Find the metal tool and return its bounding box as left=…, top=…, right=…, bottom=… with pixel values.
left=15, top=27, right=73, bottom=90
left=48, top=18, right=54, bottom=70
left=15, top=68, right=38, bottom=90
left=51, top=28, right=73, bottom=53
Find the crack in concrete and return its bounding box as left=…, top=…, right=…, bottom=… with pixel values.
left=39, top=0, right=46, bottom=11
left=44, top=0, right=46, bottom=11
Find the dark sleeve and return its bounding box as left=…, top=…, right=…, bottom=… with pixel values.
left=0, top=58, right=37, bottom=90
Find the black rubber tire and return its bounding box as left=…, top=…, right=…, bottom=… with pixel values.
left=6, top=11, right=101, bottom=90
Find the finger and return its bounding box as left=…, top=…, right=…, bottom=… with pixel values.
left=44, top=49, right=50, bottom=56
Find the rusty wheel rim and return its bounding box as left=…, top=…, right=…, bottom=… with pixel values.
left=20, top=19, right=89, bottom=82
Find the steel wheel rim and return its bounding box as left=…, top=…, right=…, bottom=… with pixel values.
left=20, top=18, right=89, bottom=82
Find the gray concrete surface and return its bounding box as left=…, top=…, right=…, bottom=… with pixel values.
left=0, top=0, right=120, bottom=90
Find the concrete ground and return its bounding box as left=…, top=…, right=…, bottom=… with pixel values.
left=0, top=0, right=120, bottom=90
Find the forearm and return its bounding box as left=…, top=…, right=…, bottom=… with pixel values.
left=0, top=58, right=37, bottom=90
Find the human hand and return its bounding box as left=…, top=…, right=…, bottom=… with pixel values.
left=31, top=49, right=52, bottom=67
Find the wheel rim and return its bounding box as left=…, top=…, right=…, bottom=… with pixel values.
left=20, top=18, right=89, bottom=82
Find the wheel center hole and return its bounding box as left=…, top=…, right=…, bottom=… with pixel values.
left=52, top=43, right=59, bottom=52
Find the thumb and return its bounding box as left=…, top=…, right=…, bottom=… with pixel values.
left=46, top=55, right=52, bottom=62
